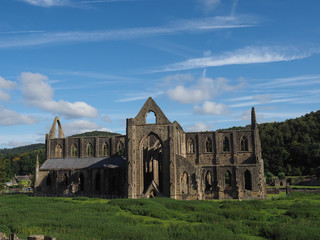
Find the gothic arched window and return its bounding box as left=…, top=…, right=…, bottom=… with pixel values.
left=225, top=170, right=232, bottom=187
left=71, top=144, right=77, bottom=157
left=181, top=172, right=189, bottom=194
left=205, top=171, right=212, bottom=191
left=241, top=136, right=249, bottom=151
left=244, top=170, right=252, bottom=190
left=187, top=138, right=195, bottom=153
left=87, top=143, right=94, bottom=157
left=223, top=137, right=230, bottom=152
left=103, top=142, right=109, bottom=156
left=55, top=144, right=63, bottom=158
left=205, top=138, right=213, bottom=153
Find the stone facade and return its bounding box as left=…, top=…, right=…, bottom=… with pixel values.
left=35, top=97, right=266, bottom=200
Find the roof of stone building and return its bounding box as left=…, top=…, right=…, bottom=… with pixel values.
left=14, top=175, right=31, bottom=181
left=40, top=155, right=126, bottom=170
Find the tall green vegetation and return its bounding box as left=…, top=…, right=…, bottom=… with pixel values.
left=259, top=110, right=320, bottom=176
left=0, top=193, right=319, bottom=240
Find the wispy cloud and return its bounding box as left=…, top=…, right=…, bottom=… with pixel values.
left=81, top=0, right=141, bottom=3
left=116, top=91, right=164, bottom=102
left=20, top=0, right=71, bottom=7
left=156, top=46, right=320, bottom=72
left=167, top=75, right=242, bottom=104
left=0, top=16, right=255, bottom=49
left=0, top=106, right=38, bottom=126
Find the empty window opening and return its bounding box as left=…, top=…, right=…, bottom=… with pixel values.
left=223, top=137, right=230, bottom=152
left=46, top=174, right=51, bottom=186
left=64, top=173, right=68, bottom=186
left=146, top=111, right=156, bottom=124
left=87, top=143, right=94, bottom=157
left=181, top=172, right=189, bottom=194
left=206, top=138, right=213, bottom=152
left=95, top=172, right=101, bottom=191
left=79, top=173, right=85, bottom=191
left=241, top=136, right=249, bottom=151
left=71, top=144, right=77, bottom=157
left=103, top=142, right=109, bottom=156
left=225, top=170, right=232, bottom=187
left=244, top=170, right=252, bottom=190
left=55, top=144, right=63, bottom=158
left=187, top=138, right=195, bottom=153
left=205, top=171, right=212, bottom=191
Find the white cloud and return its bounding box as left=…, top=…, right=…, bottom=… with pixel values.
left=21, top=0, right=70, bottom=7
left=194, top=101, right=228, bottom=115
left=19, top=72, right=98, bottom=119
left=187, top=122, right=214, bottom=132
left=0, top=90, right=11, bottom=101
left=196, top=0, right=220, bottom=12
left=0, top=76, right=16, bottom=101
left=0, top=76, right=16, bottom=89
left=63, top=120, right=113, bottom=136
left=0, top=106, right=38, bottom=126
left=167, top=76, right=241, bottom=104
left=158, top=46, right=319, bottom=72
left=0, top=16, right=255, bottom=49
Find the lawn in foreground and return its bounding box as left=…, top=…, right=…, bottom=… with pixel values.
left=0, top=192, right=319, bottom=240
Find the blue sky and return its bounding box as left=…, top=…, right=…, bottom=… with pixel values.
left=0, top=0, right=319, bottom=148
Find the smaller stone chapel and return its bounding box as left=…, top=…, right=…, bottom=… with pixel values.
left=34, top=97, right=266, bottom=199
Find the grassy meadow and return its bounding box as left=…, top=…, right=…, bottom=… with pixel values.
left=0, top=192, right=319, bottom=240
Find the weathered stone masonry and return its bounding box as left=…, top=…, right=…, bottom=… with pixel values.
left=35, top=97, right=266, bottom=200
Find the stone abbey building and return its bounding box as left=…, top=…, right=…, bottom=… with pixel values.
left=34, top=98, right=266, bottom=199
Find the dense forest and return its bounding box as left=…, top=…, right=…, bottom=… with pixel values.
left=0, top=111, right=319, bottom=187
left=260, top=110, right=320, bottom=177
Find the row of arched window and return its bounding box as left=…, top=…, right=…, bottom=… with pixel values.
left=180, top=170, right=253, bottom=194
left=187, top=135, right=249, bottom=154
left=54, top=141, right=125, bottom=158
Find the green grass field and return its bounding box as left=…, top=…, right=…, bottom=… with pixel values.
left=0, top=192, right=319, bottom=240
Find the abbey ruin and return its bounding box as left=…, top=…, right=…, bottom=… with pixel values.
left=34, top=97, right=267, bottom=199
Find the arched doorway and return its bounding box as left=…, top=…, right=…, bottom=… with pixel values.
left=141, top=133, right=163, bottom=193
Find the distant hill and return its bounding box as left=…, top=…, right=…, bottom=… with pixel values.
left=70, top=131, right=121, bottom=138
left=0, top=143, right=45, bottom=158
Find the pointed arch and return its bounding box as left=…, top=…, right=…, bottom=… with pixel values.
left=241, top=136, right=249, bottom=151
left=225, top=170, right=232, bottom=187
left=187, top=138, right=195, bottom=153
left=117, top=141, right=125, bottom=156
left=86, top=143, right=94, bottom=157
left=181, top=172, right=189, bottom=194
left=223, top=136, right=230, bottom=152
left=244, top=170, right=252, bottom=190
left=71, top=144, right=78, bottom=157
left=48, top=116, right=65, bottom=139
left=55, top=144, right=63, bottom=158
left=141, top=132, right=163, bottom=193
left=205, top=137, right=213, bottom=153
left=205, top=171, right=212, bottom=191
